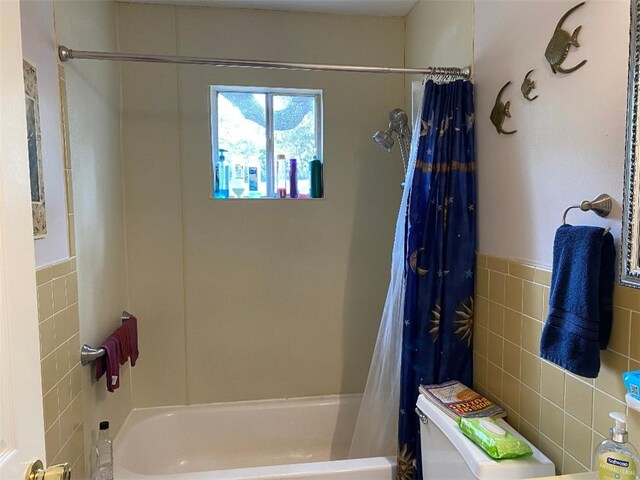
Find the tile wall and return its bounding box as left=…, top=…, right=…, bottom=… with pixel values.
left=34, top=61, right=84, bottom=473
left=474, top=253, right=640, bottom=475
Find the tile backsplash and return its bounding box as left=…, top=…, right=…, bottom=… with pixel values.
left=474, top=253, right=640, bottom=475
left=36, top=258, right=84, bottom=473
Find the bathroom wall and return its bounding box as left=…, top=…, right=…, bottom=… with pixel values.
left=21, top=0, right=84, bottom=471
left=117, top=3, right=406, bottom=407
left=404, top=0, right=474, bottom=110
left=472, top=0, right=635, bottom=475
left=21, top=0, right=70, bottom=268
left=53, top=0, right=132, bottom=471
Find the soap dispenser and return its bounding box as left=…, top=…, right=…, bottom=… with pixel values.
left=594, top=412, right=639, bottom=479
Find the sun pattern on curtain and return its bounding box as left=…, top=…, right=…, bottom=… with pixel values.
left=397, top=79, right=476, bottom=480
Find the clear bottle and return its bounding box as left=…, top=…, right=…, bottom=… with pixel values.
left=229, top=155, right=247, bottom=198
left=594, top=412, right=640, bottom=480
left=276, top=154, right=287, bottom=198
left=93, top=421, right=113, bottom=480
left=289, top=158, right=298, bottom=198
left=216, top=148, right=229, bottom=199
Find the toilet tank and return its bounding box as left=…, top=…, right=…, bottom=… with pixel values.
left=416, top=395, right=555, bottom=479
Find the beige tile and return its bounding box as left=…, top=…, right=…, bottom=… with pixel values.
left=520, top=350, right=541, bottom=392
left=505, top=409, right=520, bottom=430
left=521, top=315, right=542, bottom=355
left=562, top=452, right=589, bottom=474
left=476, top=252, right=488, bottom=268
left=502, top=372, right=520, bottom=411
left=52, top=277, right=67, bottom=313
left=55, top=343, right=70, bottom=380
left=540, top=360, right=565, bottom=407
left=65, top=169, right=74, bottom=214
left=68, top=334, right=80, bottom=368
left=593, top=390, right=626, bottom=438
left=503, top=308, right=522, bottom=345
left=67, top=425, right=84, bottom=469
left=488, top=301, right=504, bottom=336
left=542, top=286, right=550, bottom=319
left=473, top=352, right=488, bottom=388
left=539, top=398, right=564, bottom=446
left=59, top=403, right=75, bottom=442
left=54, top=308, right=71, bottom=344
left=38, top=282, right=54, bottom=321
left=487, top=332, right=503, bottom=368
left=538, top=434, right=564, bottom=475
left=68, top=215, right=76, bottom=256
left=42, top=388, right=58, bottom=431
left=595, top=349, right=629, bottom=402
left=66, top=272, right=78, bottom=304
left=53, top=259, right=73, bottom=277
left=72, top=453, right=85, bottom=480
left=523, top=281, right=543, bottom=321
left=504, top=275, right=523, bottom=312
left=489, top=271, right=505, bottom=304
left=518, top=417, right=540, bottom=445
left=45, top=420, right=62, bottom=465
left=70, top=365, right=82, bottom=399
left=509, top=261, right=536, bottom=281
left=609, top=307, right=631, bottom=356
left=474, top=324, right=488, bottom=357
left=41, top=353, right=58, bottom=394
left=57, top=375, right=72, bottom=416
left=476, top=267, right=488, bottom=298
left=631, top=311, right=640, bottom=361
left=614, top=285, right=640, bottom=312
left=486, top=364, right=503, bottom=399
left=68, top=303, right=80, bottom=336
left=487, top=255, right=509, bottom=274
left=564, top=414, right=592, bottom=467
left=36, top=266, right=55, bottom=286
left=39, top=316, right=56, bottom=359
left=503, top=340, right=521, bottom=379
left=534, top=268, right=552, bottom=287
left=627, top=409, right=640, bottom=450
left=565, top=375, right=594, bottom=427
left=475, top=296, right=489, bottom=328
left=519, top=385, right=540, bottom=427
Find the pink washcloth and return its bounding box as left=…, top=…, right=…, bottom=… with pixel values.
left=123, top=315, right=139, bottom=366
left=95, top=336, right=121, bottom=392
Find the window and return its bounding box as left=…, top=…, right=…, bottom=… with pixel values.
left=210, top=86, right=323, bottom=199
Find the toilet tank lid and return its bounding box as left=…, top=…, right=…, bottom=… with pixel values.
left=416, top=394, right=555, bottom=479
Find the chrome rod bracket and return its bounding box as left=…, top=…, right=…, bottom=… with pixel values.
left=80, top=344, right=105, bottom=366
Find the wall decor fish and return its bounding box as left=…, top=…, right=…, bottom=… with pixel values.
left=521, top=69, right=539, bottom=101
left=490, top=81, right=517, bottom=135
left=544, top=2, right=587, bottom=74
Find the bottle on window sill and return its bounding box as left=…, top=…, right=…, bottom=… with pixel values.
left=289, top=158, right=298, bottom=198
left=276, top=154, right=287, bottom=198
left=310, top=155, right=323, bottom=198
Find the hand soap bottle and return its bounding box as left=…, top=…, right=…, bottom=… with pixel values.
left=594, top=412, right=639, bottom=480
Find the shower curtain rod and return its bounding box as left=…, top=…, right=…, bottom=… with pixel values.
left=57, top=46, right=472, bottom=79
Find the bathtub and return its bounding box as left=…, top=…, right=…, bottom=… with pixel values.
left=114, top=394, right=396, bottom=479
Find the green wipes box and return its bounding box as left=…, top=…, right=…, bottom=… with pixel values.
left=458, top=417, right=532, bottom=460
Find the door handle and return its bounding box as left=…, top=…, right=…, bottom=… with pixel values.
left=25, top=460, right=71, bottom=480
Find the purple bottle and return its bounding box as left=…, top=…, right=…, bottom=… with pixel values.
left=289, top=158, right=298, bottom=198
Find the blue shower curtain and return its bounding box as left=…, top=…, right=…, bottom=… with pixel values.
left=397, top=80, right=476, bottom=480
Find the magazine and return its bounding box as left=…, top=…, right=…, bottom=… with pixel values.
left=419, top=380, right=507, bottom=420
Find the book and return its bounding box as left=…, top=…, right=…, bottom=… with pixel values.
left=419, top=380, right=507, bottom=420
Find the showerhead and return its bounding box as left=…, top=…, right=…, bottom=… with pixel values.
left=372, top=129, right=394, bottom=151
left=388, top=108, right=409, bottom=132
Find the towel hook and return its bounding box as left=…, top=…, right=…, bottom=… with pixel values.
left=561, top=193, right=612, bottom=235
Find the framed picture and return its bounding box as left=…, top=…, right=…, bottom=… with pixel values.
left=23, top=59, right=46, bottom=238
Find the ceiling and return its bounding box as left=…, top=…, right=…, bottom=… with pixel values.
left=120, top=0, right=419, bottom=17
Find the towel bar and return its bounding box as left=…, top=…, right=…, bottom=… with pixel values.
left=562, top=193, right=612, bottom=225
left=80, top=311, right=134, bottom=366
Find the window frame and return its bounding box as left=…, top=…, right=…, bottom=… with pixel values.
left=210, top=85, right=323, bottom=199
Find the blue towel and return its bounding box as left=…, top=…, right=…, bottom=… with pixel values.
left=540, top=224, right=615, bottom=378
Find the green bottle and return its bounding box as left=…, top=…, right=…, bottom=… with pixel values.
left=310, top=155, right=323, bottom=198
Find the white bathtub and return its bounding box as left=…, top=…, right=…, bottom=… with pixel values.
left=114, top=394, right=395, bottom=479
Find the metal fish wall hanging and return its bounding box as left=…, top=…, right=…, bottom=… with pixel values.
left=521, top=70, right=539, bottom=101
left=544, top=2, right=587, bottom=74
left=490, top=81, right=517, bottom=135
